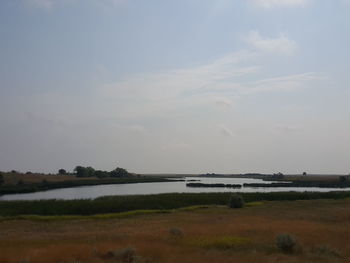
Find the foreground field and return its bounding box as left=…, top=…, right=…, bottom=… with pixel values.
left=0, top=198, right=349, bottom=263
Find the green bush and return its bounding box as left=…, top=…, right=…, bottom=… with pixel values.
left=229, top=194, right=244, bottom=208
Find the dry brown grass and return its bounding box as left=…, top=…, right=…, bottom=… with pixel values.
left=0, top=199, right=350, bottom=262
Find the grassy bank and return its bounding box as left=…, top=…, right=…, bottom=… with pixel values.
left=1, top=191, right=350, bottom=216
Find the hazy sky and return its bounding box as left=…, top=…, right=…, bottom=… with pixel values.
left=1, top=0, right=350, bottom=174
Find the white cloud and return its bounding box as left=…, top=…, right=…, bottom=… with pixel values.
left=128, top=124, right=148, bottom=134
left=245, top=31, right=297, bottom=55
left=244, top=72, right=321, bottom=94
left=252, top=0, right=308, bottom=8
left=214, top=97, right=233, bottom=108
left=219, top=125, right=235, bottom=137
left=275, top=124, right=302, bottom=134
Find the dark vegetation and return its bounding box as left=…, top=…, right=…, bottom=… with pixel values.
left=275, top=233, right=300, bottom=254
left=187, top=183, right=242, bottom=188
left=2, top=191, right=350, bottom=216
left=244, top=177, right=350, bottom=188
left=228, top=194, right=245, bottom=208
left=58, top=169, right=67, bottom=175
left=74, top=166, right=130, bottom=178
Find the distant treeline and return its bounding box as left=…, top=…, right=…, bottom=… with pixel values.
left=73, top=166, right=130, bottom=178
left=0, top=166, right=133, bottom=179
left=2, top=191, right=350, bottom=216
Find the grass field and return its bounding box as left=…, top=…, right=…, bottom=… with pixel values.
left=0, top=198, right=349, bottom=262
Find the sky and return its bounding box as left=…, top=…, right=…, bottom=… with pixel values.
left=1, top=0, right=350, bottom=174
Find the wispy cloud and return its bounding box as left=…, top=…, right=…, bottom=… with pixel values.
left=24, top=0, right=127, bottom=10
left=245, top=31, right=297, bottom=55
left=243, top=73, right=321, bottom=94
left=97, top=49, right=321, bottom=122
left=219, top=125, right=235, bottom=137
left=26, top=0, right=54, bottom=9
left=251, top=0, right=309, bottom=8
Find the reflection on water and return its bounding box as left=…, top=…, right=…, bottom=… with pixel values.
left=1, top=177, right=349, bottom=201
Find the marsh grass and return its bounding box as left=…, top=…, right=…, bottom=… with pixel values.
left=1, top=191, right=350, bottom=217
left=185, top=236, right=251, bottom=250
left=245, top=201, right=264, bottom=207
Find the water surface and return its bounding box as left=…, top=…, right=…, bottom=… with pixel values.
left=1, top=177, right=349, bottom=200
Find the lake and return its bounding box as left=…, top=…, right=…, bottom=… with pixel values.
left=1, top=176, right=349, bottom=201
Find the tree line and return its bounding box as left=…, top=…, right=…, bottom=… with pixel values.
left=72, top=166, right=130, bottom=178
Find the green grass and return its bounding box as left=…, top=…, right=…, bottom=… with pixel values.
left=1, top=191, right=350, bottom=217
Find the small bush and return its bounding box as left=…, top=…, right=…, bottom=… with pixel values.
left=311, top=245, right=341, bottom=258
left=229, top=194, right=244, bottom=208
left=276, top=233, right=301, bottom=254
left=169, top=227, right=184, bottom=238
left=106, top=247, right=138, bottom=262
left=186, top=236, right=250, bottom=250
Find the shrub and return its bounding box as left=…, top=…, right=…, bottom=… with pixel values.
left=311, top=245, right=341, bottom=258
left=17, top=179, right=24, bottom=186
left=186, top=236, right=250, bottom=250
left=106, top=247, right=138, bottom=262
left=229, top=194, right=244, bottom=208
left=169, top=227, right=184, bottom=238
left=276, top=233, right=300, bottom=254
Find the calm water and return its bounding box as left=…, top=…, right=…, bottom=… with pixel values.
left=1, top=177, right=349, bottom=201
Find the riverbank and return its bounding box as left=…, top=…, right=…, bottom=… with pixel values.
left=0, top=198, right=349, bottom=262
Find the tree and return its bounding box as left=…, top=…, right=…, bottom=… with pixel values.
left=74, top=166, right=95, bottom=177
left=58, top=169, right=67, bottom=175
left=74, top=166, right=87, bottom=177
left=110, top=167, right=129, bottom=178
left=95, top=170, right=109, bottom=178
